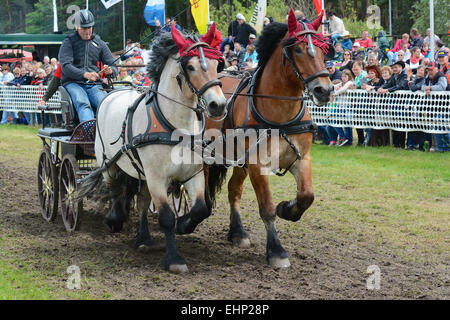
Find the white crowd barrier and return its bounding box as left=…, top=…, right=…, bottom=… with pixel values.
left=307, top=90, right=450, bottom=134
left=1, top=86, right=449, bottom=133
left=0, top=85, right=61, bottom=114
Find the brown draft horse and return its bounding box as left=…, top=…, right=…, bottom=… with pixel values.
left=203, top=9, right=334, bottom=268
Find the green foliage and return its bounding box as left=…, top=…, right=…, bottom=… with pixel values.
left=342, top=15, right=384, bottom=39
left=410, top=0, right=450, bottom=46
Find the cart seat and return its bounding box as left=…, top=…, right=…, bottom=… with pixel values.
left=59, top=86, right=79, bottom=130
left=38, top=127, right=73, bottom=138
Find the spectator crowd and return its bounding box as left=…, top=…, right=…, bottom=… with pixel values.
left=0, top=10, right=448, bottom=151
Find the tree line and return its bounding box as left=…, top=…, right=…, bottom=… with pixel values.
left=0, top=0, right=448, bottom=53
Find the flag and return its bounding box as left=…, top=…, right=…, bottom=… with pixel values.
left=249, top=0, right=266, bottom=34
left=144, top=0, right=165, bottom=27
left=101, top=0, right=122, bottom=9
left=313, top=0, right=322, bottom=15
left=190, top=0, right=208, bottom=34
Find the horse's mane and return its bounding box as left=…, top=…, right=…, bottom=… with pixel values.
left=147, top=30, right=192, bottom=84
left=255, top=22, right=288, bottom=70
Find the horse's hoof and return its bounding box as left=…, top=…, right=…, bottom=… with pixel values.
left=268, top=257, right=291, bottom=269
left=168, top=264, right=189, bottom=274
left=231, top=237, right=251, bottom=248
left=135, top=240, right=156, bottom=252
left=103, top=219, right=123, bottom=233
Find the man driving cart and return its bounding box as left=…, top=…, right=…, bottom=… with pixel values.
left=59, top=9, right=118, bottom=123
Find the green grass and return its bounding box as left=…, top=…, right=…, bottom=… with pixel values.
left=0, top=125, right=449, bottom=298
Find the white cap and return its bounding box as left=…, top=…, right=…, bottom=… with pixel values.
left=236, top=13, right=245, bottom=21
left=353, top=42, right=360, bottom=47
left=249, top=34, right=256, bottom=39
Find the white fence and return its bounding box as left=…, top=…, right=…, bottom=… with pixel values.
left=0, top=85, right=61, bottom=114
left=307, top=90, right=450, bottom=134
left=1, top=86, right=449, bottom=133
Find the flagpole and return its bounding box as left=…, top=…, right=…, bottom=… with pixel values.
left=53, top=0, right=58, bottom=32
left=123, top=0, right=126, bottom=50
left=429, top=0, right=434, bottom=61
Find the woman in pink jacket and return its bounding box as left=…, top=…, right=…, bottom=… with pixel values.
left=387, top=33, right=410, bottom=65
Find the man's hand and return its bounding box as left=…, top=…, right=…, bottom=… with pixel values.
left=16, top=83, right=21, bottom=88
left=377, top=88, right=388, bottom=94
left=425, top=86, right=431, bottom=95
left=102, top=65, right=113, bottom=76
left=83, top=71, right=99, bottom=81
left=38, top=100, right=46, bottom=106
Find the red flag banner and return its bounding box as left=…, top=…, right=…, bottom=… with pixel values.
left=313, top=0, right=322, bottom=15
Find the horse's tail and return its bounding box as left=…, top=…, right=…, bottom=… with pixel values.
left=207, top=164, right=228, bottom=203
left=76, top=167, right=105, bottom=200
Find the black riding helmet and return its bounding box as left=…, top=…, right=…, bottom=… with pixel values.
left=76, top=9, right=95, bottom=28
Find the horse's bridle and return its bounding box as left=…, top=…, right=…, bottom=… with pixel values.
left=175, top=41, right=223, bottom=113
left=281, top=21, right=330, bottom=90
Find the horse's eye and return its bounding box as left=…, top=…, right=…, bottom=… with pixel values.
left=187, top=65, right=195, bottom=72
left=294, top=47, right=302, bottom=54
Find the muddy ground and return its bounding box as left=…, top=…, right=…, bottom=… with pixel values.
left=0, top=157, right=448, bottom=300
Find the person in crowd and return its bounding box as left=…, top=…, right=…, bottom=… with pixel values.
left=405, top=47, right=423, bottom=75
left=6, top=67, right=25, bottom=87
left=378, top=61, right=409, bottom=93
left=224, top=56, right=239, bottom=72
left=349, top=60, right=368, bottom=146
left=117, top=67, right=132, bottom=82
left=1, top=65, right=14, bottom=86
left=132, top=71, right=150, bottom=86
left=406, top=65, right=428, bottom=151
left=240, top=59, right=254, bottom=71
left=366, top=52, right=380, bottom=67
left=409, top=65, right=427, bottom=91
left=294, top=10, right=311, bottom=24
left=340, top=49, right=353, bottom=72
left=377, top=30, right=390, bottom=60
left=163, top=18, right=181, bottom=32
left=326, top=61, right=342, bottom=81
left=234, top=15, right=256, bottom=48
left=434, top=40, right=445, bottom=60
left=263, top=17, right=271, bottom=28
left=436, top=50, right=450, bottom=85
left=362, top=65, right=382, bottom=92
left=400, top=42, right=411, bottom=61
left=44, top=64, right=54, bottom=82
left=328, top=69, right=355, bottom=147
left=59, top=9, right=117, bottom=124
left=423, top=28, right=440, bottom=46
left=373, top=66, right=393, bottom=91
left=324, top=11, right=348, bottom=46
left=388, top=33, right=410, bottom=65
left=208, top=21, right=222, bottom=51
left=351, top=42, right=365, bottom=61
left=421, top=42, right=431, bottom=59
left=248, top=34, right=257, bottom=46
left=233, top=42, right=246, bottom=64
left=410, top=28, right=423, bottom=49
left=0, top=66, right=18, bottom=124
left=222, top=13, right=244, bottom=51
left=222, top=44, right=234, bottom=67
left=395, top=50, right=406, bottom=63
left=357, top=30, right=373, bottom=49
left=422, top=62, right=450, bottom=152
left=43, top=56, right=51, bottom=67
left=332, top=42, right=343, bottom=62
left=243, top=44, right=258, bottom=67
left=368, top=42, right=383, bottom=64
left=50, top=57, right=58, bottom=69
left=378, top=60, right=409, bottom=148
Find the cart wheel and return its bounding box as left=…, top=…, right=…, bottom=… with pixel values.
left=59, top=154, right=83, bottom=232
left=172, top=185, right=190, bottom=218
left=37, top=146, right=59, bottom=222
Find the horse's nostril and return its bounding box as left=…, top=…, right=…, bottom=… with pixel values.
left=209, top=101, right=219, bottom=110
left=313, top=86, right=326, bottom=95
